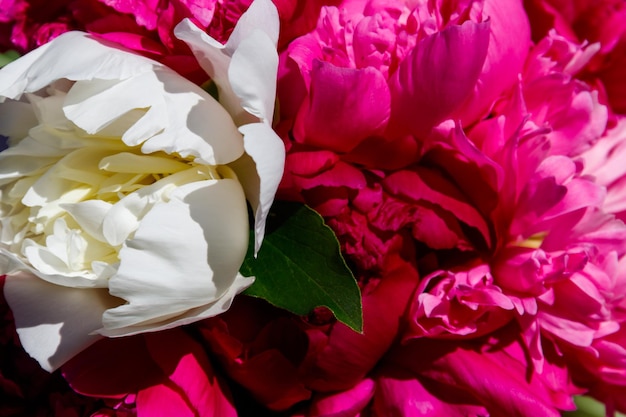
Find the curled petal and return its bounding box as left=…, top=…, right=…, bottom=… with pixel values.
left=230, top=123, right=285, bottom=254
left=175, top=0, right=279, bottom=124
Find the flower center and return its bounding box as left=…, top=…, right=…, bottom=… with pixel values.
left=0, top=81, right=231, bottom=284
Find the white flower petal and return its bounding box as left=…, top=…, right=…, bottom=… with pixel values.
left=174, top=20, right=241, bottom=121
left=229, top=30, right=278, bottom=124
left=64, top=75, right=159, bottom=135
left=1, top=247, right=106, bottom=288
left=174, top=0, right=279, bottom=124
left=0, top=32, right=156, bottom=100
left=102, top=192, right=147, bottom=246
left=99, top=273, right=251, bottom=337
left=102, top=178, right=249, bottom=334
left=225, top=0, right=279, bottom=52
left=61, top=200, right=113, bottom=243
left=136, top=70, right=244, bottom=165
left=232, top=123, right=285, bottom=254
left=3, top=272, right=121, bottom=371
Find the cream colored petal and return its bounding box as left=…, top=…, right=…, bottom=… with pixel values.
left=0, top=100, right=38, bottom=141
left=174, top=0, right=279, bottom=125
left=234, top=123, right=285, bottom=254
left=61, top=200, right=113, bottom=243
left=98, top=273, right=252, bottom=337
left=0, top=32, right=157, bottom=100
left=3, top=272, right=121, bottom=372
left=229, top=30, right=278, bottom=124
left=101, top=178, right=248, bottom=334
left=137, top=70, right=244, bottom=165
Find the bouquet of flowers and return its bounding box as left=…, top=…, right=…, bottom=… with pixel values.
left=1, top=0, right=626, bottom=416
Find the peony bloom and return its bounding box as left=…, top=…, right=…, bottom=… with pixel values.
left=273, top=0, right=626, bottom=414
left=0, top=0, right=284, bottom=372
left=276, top=0, right=532, bottom=275
left=524, top=0, right=626, bottom=116
left=61, top=327, right=237, bottom=417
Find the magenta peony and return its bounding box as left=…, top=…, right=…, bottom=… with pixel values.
left=524, top=0, right=626, bottom=115
left=275, top=0, right=626, bottom=414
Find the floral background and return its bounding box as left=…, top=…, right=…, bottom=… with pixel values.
left=2, top=0, right=626, bottom=416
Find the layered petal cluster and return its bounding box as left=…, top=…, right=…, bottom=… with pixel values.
left=0, top=0, right=283, bottom=372
left=272, top=0, right=626, bottom=414
left=524, top=0, right=626, bottom=116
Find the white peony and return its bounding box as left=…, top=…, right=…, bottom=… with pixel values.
left=0, top=0, right=284, bottom=371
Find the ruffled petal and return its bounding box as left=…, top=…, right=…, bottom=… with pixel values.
left=100, top=178, right=251, bottom=336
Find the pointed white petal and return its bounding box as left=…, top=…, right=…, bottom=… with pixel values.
left=229, top=31, right=278, bottom=124
left=225, top=0, right=279, bottom=52
left=174, top=0, right=279, bottom=124
left=233, top=123, right=285, bottom=254
left=98, top=273, right=252, bottom=337
left=102, top=178, right=249, bottom=334
left=174, top=19, right=241, bottom=121
left=3, top=272, right=121, bottom=371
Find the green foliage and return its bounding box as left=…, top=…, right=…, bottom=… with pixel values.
left=0, top=50, right=19, bottom=68
left=562, top=396, right=626, bottom=417
left=241, top=202, right=363, bottom=332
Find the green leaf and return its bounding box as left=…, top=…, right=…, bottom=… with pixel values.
left=0, top=50, right=19, bottom=68
left=562, top=396, right=626, bottom=417
left=241, top=201, right=363, bottom=332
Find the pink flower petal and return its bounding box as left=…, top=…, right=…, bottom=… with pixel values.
left=373, top=366, right=487, bottom=416
left=63, top=335, right=161, bottom=398
left=308, top=378, right=375, bottom=417
left=305, top=254, right=419, bottom=391
left=294, top=60, right=390, bottom=153
left=389, top=20, right=490, bottom=136
left=137, top=383, right=196, bottom=417
left=143, top=329, right=237, bottom=417
left=457, top=0, right=531, bottom=124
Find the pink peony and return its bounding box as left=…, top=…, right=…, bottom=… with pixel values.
left=276, top=0, right=626, bottom=414
left=61, top=327, right=236, bottom=417
left=277, top=0, right=532, bottom=276
left=278, top=0, right=530, bottom=142
left=524, top=0, right=626, bottom=115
